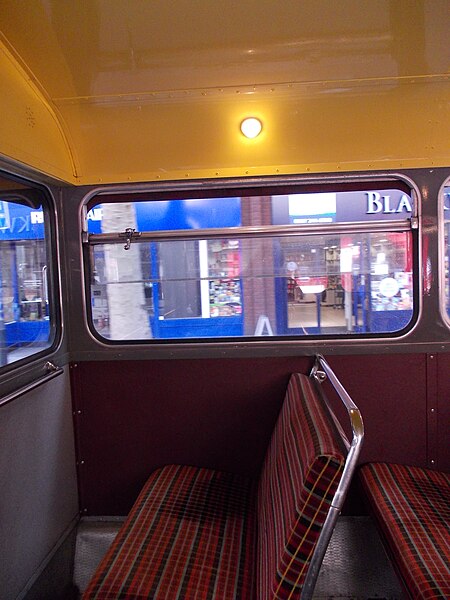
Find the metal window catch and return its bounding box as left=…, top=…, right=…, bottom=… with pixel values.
left=119, top=228, right=141, bottom=250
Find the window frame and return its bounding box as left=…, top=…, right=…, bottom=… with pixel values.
left=0, top=171, right=61, bottom=373
left=82, top=176, right=420, bottom=345
left=439, top=178, right=450, bottom=328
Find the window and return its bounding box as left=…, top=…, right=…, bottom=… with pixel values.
left=0, top=175, right=56, bottom=366
left=443, top=183, right=450, bottom=322
left=85, top=186, right=416, bottom=341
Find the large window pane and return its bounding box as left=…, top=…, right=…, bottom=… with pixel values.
left=0, top=196, right=53, bottom=365
left=87, top=188, right=415, bottom=341
left=89, top=231, right=413, bottom=340
left=443, top=185, right=450, bottom=321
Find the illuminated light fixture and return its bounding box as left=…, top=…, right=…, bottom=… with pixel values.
left=240, top=117, right=263, bottom=139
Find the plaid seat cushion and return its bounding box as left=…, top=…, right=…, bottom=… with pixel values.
left=83, top=464, right=257, bottom=599
left=359, top=462, right=450, bottom=600
left=257, top=373, right=345, bottom=600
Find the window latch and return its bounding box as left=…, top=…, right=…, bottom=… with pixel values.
left=119, top=228, right=141, bottom=250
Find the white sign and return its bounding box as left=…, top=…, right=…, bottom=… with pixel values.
left=379, top=277, right=400, bottom=298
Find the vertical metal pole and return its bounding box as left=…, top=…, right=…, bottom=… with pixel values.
left=150, top=242, right=160, bottom=338
left=316, top=293, right=321, bottom=331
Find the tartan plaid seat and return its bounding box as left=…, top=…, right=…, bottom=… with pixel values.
left=83, top=374, right=346, bottom=599
left=82, top=465, right=257, bottom=599
left=359, top=462, right=450, bottom=600
left=257, top=373, right=345, bottom=599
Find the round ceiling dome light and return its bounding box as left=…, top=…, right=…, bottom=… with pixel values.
left=240, top=117, right=263, bottom=139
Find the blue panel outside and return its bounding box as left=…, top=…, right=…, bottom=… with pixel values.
left=0, top=202, right=44, bottom=240
left=87, top=197, right=241, bottom=234
left=5, top=320, right=50, bottom=346
left=156, top=316, right=243, bottom=339
left=368, top=310, right=413, bottom=333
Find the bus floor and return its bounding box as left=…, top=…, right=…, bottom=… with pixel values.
left=71, top=515, right=406, bottom=599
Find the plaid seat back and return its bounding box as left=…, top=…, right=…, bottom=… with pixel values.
left=360, top=463, right=450, bottom=599
left=257, top=373, right=345, bottom=600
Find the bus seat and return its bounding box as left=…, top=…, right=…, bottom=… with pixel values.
left=83, top=366, right=359, bottom=600
left=256, top=373, right=345, bottom=599
left=359, top=462, right=450, bottom=599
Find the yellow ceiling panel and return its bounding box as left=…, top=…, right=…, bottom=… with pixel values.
left=61, top=77, right=449, bottom=185
left=0, top=40, right=76, bottom=181
left=3, top=0, right=448, bottom=100
left=0, top=0, right=448, bottom=184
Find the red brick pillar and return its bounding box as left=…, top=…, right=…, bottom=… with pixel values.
left=240, top=197, right=277, bottom=336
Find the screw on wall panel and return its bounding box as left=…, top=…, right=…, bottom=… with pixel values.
left=429, top=355, right=435, bottom=359
left=430, top=460, right=435, bottom=465
left=431, top=408, right=436, bottom=413
left=77, top=410, right=82, bottom=415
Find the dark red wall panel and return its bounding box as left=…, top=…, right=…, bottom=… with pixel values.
left=72, top=356, right=313, bottom=514
left=437, top=353, right=450, bottom=473
left=324, top=354, right=428, bottom=469
left=72, top=353, right=440, bottom=515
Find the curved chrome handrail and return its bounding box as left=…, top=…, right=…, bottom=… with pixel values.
left=302, top=354, right=364, bottom=599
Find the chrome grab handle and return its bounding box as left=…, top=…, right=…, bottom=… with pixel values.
left=301, top=354, right=364, bottom=599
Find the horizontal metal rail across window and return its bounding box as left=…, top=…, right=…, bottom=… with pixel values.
left=85, top=219, right=415, bottom=246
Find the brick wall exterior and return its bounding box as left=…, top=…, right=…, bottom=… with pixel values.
left=241, top=197, right=278, bottom=336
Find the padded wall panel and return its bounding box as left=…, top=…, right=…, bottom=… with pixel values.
left=0, top=369, right=78, bottom=599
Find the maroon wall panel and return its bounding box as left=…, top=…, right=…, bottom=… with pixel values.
left=72, top=353, right=432, bottom=515
left=323, top=354, right=428, bottom=468
left=437, top=353, right=450, bottom=473
left=72, top=356, right=313, bottom=514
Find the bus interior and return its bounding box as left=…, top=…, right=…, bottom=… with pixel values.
left=0, top=2, right=449, bottom=599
